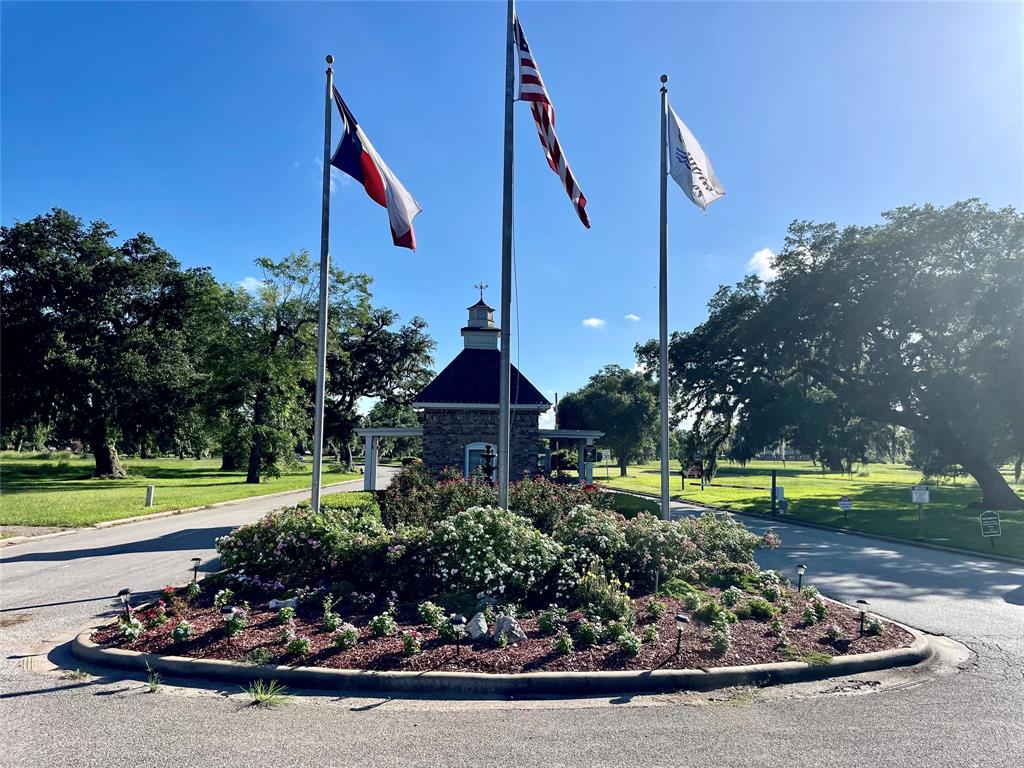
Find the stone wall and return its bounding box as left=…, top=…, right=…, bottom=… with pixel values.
left=421, top=408, right=540, bottom=480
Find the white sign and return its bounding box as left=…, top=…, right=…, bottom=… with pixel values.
left=838, top=495, right=853, bottom=512
left=601, top=449, right=611, bottom=463
left=773, top=486, right=785, bottom=500
left=980, top=511, right=1001, bottom=538
left=912, top=485, right=930, bottom=504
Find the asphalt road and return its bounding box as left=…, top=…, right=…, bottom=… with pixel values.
left=2, top=485, right=1022, bottom=768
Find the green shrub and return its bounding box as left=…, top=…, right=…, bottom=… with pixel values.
left=242, top=648, right=274, bottom=666
left=276, top=606, right=295, bottom=624
left=538, top=604, right=568, bottom=635
left=801, top=604, right=822, bottom=625
left=658, top=577, right=702, bottom=600
left=574, top=618, right=601, bottom=648
left=552, top=504, right=626, bottom=560
left=799, top=585, right=819, bottom=599
left=333, top=623, right=359, bottom=650
left=401, top=630, right=422, bottom=655
left=812, top=599, right=829, bottom=622
left=618, top=631, right=642, bottom=657
left=768, top=616, right=785, bottom=637
left=863, top=616, right=884, bottom=636
left=185, top=582, right=201, bottom=601
left=736, top=597, right=777, bottom=621
left=553, top=628, right=574, bottom=655
left=720, top=586, right=744, bottom=607
left=171, top=620, right=193, bottom=643
left=119, top=616, right=144, bottom=642
left=574, top=567, right=633, bottom=623
left=825, top=623, right=843, bottom=642
left=429, top=506, right=563, bottom=599
left=286, top=635, right=311, bottom=656
left=694, top=599, right=737, bottom=626
left=708, top=616, right=731, bottom=654
left=316, top=492, right=381, bottom=523
left=417, top=600, right=446, bottom=630
left=646, top=599, right=667, bottom=620
left=213, top=588, right=235, bottom=608
left=641, top=623, right=659, bottom=643
left=225, top=609, right=248, bottom=637
left=369, top=613, right=398, bottom=637
left=602, top=620, right=630, bottom=643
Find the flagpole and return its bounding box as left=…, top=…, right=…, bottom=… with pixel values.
left=311, top=54, right=335, bottom=514
left=658, top=74, right=671, bottom=522
left=497, top=0, right=516, bottom=508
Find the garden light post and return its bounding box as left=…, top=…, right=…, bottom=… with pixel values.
left=117, top=588, right=131, bottom=619
left=856, top=599, right=869, bottom=635
left=482, top=444, right=496, bottom=484
left=674, top=613, right=690, bottom=657
left=221, top=605, right=237, bottom=636
left=450, top=614, right=466, bottom=656
left=796, top=563, right=807, bottom=591
left=191, top=557, right=201, bottom=584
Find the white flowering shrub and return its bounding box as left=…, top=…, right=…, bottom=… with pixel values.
left=428, top=506, right=563, bottom=599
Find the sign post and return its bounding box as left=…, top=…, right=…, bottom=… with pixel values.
left=838, top=495, right=852, bottom=524
left=602, top=449, right=611, bottom=480
left=911, top=485, right=930, bottom=539
left=980, top=511, right=1001, bottom=549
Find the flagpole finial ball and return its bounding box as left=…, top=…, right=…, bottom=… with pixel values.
left=660, top=74, right=668, bottom=83
left=326, top=55, right=334, bottom=65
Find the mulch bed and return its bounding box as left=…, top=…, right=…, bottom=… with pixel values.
left=94, top=587, right=914, bottom=674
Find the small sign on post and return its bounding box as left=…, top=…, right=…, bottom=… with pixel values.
left=911, top=485, right=930, bottom=504
left=838, top=495, right=853, bottom=523
left=980, top=511, right=1001, bottom=548
left=583, top=445, right=597, bottom=464
left=602, top=449, right=611, bottom=480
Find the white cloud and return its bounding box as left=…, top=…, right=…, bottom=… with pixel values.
left=745, top=247, right=778, bottom=280
left=238, top=276, right=264, bottom=293
left=624, top=313, right=641, bottom=322
left=314, top=157, right=350, bottom=193
left=582, top=317, right=606, bottom=329
left=539, top=408, right=556, bottom=429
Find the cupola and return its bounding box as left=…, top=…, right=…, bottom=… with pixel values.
left=461, top=287, right=500, bottom=349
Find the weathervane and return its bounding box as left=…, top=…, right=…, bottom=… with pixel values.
left=475, top=282, right=488, bottom=301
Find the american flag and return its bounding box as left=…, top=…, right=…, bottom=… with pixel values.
left=514, top=15, right=590, bottom=229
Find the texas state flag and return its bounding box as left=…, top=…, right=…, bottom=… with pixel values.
left=330, top=87, right=422, bottom=250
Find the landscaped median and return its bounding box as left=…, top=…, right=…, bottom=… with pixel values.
left=72, top=465, right=929, bottom=695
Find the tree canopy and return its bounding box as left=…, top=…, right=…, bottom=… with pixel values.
left=558, top=365, right=659, bottom=476
left=639, top=200, right=1023, bottom=509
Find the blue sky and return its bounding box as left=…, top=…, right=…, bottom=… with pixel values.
left=3, top=1, right=1022, bottom=418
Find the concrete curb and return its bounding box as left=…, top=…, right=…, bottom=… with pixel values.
left=71, top=625, right=932, bottom=697
left=0, top=480, right=363, bottom=548
left=605, top=487, right=1024, bottom=566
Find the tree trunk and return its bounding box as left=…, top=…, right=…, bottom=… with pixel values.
left=220, top=449, right=238, bottom=471
left=959, top=451, right=1024, bottom=509
left=246, top=388, right=268, bottom=484
left=91, top=428, right=127, bottom=479
left=1014, top=453, right=1022, bottom=485
left=344, top=442, right=354, bottom=473
left=618, top=457, right=628, bottom=477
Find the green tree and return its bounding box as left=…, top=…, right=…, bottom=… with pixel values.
left=363, top=400, right=423, bottom=460
left=558, top=365, right=658, bottom=476
left=641, top=200, right=1024, bottom=509
left=207, top=252, right=371, bottom=483
left=321, top=308, right=434, bottom=470
left=1, top=209, right=216, bottom=476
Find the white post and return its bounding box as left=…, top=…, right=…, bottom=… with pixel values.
left=363, top=435, right=378, bottom=491
left=585, top=438, right=595, bottom=483
left=145, top=485, right=155, bottom=507
left=658, top=74, right=671, bottom=522
left=310, top=55, right=335, bottom=514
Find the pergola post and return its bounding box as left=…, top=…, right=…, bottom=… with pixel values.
left=363, top=434, right=378, bottom=491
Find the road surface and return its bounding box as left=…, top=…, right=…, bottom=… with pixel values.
left=1, top=486, right=1022, bottom=767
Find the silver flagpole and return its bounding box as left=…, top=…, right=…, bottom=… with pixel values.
left=311, top=54, right=335, bottom=514
left=497, top=0, right=516, bottom=508
left=658, top=74, right=671, bottom=522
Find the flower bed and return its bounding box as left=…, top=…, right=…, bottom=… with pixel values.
left=93, top=472, right=913, bottom=675
left=94, top=585, right=913, bottom=674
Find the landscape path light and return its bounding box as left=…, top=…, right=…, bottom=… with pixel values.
left=221, top=605, right=237, bottom=634
left=190, top=557, right=202, bottom=583
left=855, top=599, right=870, bottom=635
left=674, top=613, right=690, bottom=657
left=450, top=614, right=466, bottom=657
left=796, top=563, right=807, bottom=591
left=117, top=588, right=132, bottom=618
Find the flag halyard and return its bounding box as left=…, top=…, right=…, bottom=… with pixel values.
left=513, top=15, right=590, bottom=229
left=330, top=87, right=422, bottom=250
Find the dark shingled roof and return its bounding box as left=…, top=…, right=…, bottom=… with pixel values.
left=414, top=348, right=550, bottom=406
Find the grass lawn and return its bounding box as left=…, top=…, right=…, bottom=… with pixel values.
left=600, top=459, right=1024, bottom=560
left=0, top=452, right=360, bottom=528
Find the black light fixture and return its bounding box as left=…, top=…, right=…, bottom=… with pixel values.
left=796, top=563, right=807, bottom=591
left=117, top=588, right=132, bottom=618
left=190, top=557, right=202, bottom=583
left=674, top=613, right=690, bottom=657
left=450, top=614, right=466, bottom=656
left=221, top=605, right=237, bottom=633
left=855, top=599, right=870, bottom=635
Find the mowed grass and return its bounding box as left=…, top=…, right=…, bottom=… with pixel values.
left=600, top=460, right=1024, bottom=560
left=0, top=452, right=360, bottom=528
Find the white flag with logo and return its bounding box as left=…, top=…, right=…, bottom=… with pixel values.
left=667, top=104, right=725, bottom=211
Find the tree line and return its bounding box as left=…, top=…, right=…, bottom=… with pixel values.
left=0, top=209, right=434, bottom=481
left=563, top=201, right=1023, bottom=509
